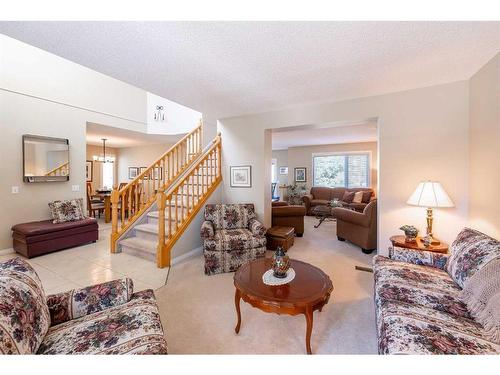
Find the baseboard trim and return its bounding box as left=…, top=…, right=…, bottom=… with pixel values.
left=0, top=248, right=15, bottom=256
left=171, top=246, right=203, bottom=266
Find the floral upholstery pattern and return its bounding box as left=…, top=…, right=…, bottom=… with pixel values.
left=203, top=229, right=267, bottom=252
left=205, top=246, right=267, bottom=275
left=202, top=204, right=266, bottom=275
left=48, top=198, right=86, bottom=224
left=374, top=253, right=500, bottom=354
left=248, top=218, right=267, bottom=237
left=0, top=258, right=50, bottom=354
left=389, top=246, right=449, bottom=270
left=200, top=220, right=215, bottom=239
left=377, top=300, right=500, bottom=354
left=47, top=278, right=134, bottom=326
left=375, top=255, right=457, bottom=290
left=38, top=290, right=167, bottom=355
left=204, top=204, right=256, bottom=230
left=374, top=256, right=470, bottom=319
left=446, top=228, right=500, bottom=288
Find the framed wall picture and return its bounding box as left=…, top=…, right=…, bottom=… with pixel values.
left=230, top=165, right=252, bottom=188
left=128, top=167, right=139, bottom=180
left=279, top=166, right=288, bottom=175
left=294, top=167, right=307, bottom=182
left=85, top=160, right=93, bottom=182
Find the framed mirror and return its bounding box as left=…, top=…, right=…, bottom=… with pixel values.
left=23, top=135, right=70, bottom=182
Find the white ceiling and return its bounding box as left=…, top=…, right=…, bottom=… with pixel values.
left=86, top=122, right=181, bottom=148
left=1, top=22, right=499, bottom=119
left=272, top=122, right=377, bottom=150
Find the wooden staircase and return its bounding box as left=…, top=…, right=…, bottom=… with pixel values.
left=110, top=123, right=222, bottom=268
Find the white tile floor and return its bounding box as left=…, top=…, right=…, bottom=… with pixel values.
left=0, top=218, right=169, bottom=295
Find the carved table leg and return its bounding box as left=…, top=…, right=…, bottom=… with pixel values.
left=305, top=306, right=313, bottom=354
left=234, top=289, right=242, bottom=334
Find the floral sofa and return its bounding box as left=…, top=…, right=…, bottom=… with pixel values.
left=201, top=204, right=267, bottom=275
left=374, top=228, right=500, bottom=354
left=0, top=257, right=167, bottom=354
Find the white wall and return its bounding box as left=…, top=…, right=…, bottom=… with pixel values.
left=468, top=53, right=500, bottom=239
left=115, top=143, right=174, bottom=183
left=219, top=81, right=470, bottom=254
left=147, top=92, right=202, bottom=135
left=1, top=35, right=147, bottom=129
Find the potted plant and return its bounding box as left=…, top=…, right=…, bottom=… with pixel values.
left=399, top=225, right=419, bottom=243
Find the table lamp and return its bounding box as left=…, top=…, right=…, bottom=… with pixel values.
left=406, top=181, right=454, bottom=245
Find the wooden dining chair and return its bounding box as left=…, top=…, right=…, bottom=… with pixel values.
left=86, top=182, right=105, bottom=218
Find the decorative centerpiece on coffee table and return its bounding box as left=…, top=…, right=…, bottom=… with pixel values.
left=399, top=225, right=418, bottom=243
left=272, top=246, right=290, bottom=278
left=329, top=198, right=343, bottom=208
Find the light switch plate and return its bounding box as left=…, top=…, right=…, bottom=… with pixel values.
left=11, top=186, right=19, bottom=194
left=72, top=185, right=80, bottom=192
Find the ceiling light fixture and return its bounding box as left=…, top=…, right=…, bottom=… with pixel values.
left=93, top=138, right=115, bottom=163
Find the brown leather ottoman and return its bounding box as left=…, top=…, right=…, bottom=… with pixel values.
left=11, top=218, right=99, bottom=258
left=266, top=226, right=295, bottom=251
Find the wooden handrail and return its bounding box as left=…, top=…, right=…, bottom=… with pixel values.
left=110, top=120, right=203, bottom=252
left=156, top=134, right=222, bottom=267
left=45, top=161, right=69, bottom=176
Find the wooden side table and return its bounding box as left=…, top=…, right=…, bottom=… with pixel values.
left=390, top=235, right=448, bottom=254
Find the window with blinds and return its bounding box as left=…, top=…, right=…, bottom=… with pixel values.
left=313, top=153, right=370, bottom=188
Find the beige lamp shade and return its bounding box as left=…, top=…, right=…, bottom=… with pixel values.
left=406, top=181, right=454, bottom=208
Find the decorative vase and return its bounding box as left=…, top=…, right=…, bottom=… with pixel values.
left=399, top=225, right=418, bottom=243
left=272, top=246, right=290, bottom=278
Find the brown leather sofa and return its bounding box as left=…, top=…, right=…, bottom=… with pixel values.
left=332, top=199, right=377, bottom=254
left=302, top=186, right=374, bottom=215
left=271, top=201, right=306, bottom=237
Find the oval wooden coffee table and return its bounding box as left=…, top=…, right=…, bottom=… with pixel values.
left=233, top=257, right=333, bottom=354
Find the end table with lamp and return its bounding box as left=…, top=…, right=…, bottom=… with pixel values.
left=406, top=181, right=454, bottom=247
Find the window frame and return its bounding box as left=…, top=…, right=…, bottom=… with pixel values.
left=312, top=151, right=371, bottom=188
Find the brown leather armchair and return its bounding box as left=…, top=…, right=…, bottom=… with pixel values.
left=271, top=202, right=306, bottom=237
left=332, top=199, right=377, bottom=254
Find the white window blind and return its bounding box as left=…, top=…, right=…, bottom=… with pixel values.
left=347, top=154, right=369, bottom=188
left=313, top=153, right=370, bottom=188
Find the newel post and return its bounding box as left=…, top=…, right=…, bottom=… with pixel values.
left=156, top=187, right=168, bottom=268
left=110, top=188, right=119, bottom=253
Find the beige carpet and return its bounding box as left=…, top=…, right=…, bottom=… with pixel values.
left=155, top=216, right=378, bottom=354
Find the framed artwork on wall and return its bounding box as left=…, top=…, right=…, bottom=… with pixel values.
left=85, top=160, right=93, bottom=182
left=279, top=166, right=288, bottom=175
left=230, top=165, right=252, bottom=188
left=128, top=167, right=139, bottom=180
left=294, top=167, right=307, bottom=182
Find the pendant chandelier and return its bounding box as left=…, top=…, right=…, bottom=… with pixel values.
left=93, top=138, right=115, bottom=163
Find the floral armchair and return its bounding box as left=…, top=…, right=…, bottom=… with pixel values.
left=0, top=257, right=167, bottom=355
left=201, top=204, right=267, bottom=275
